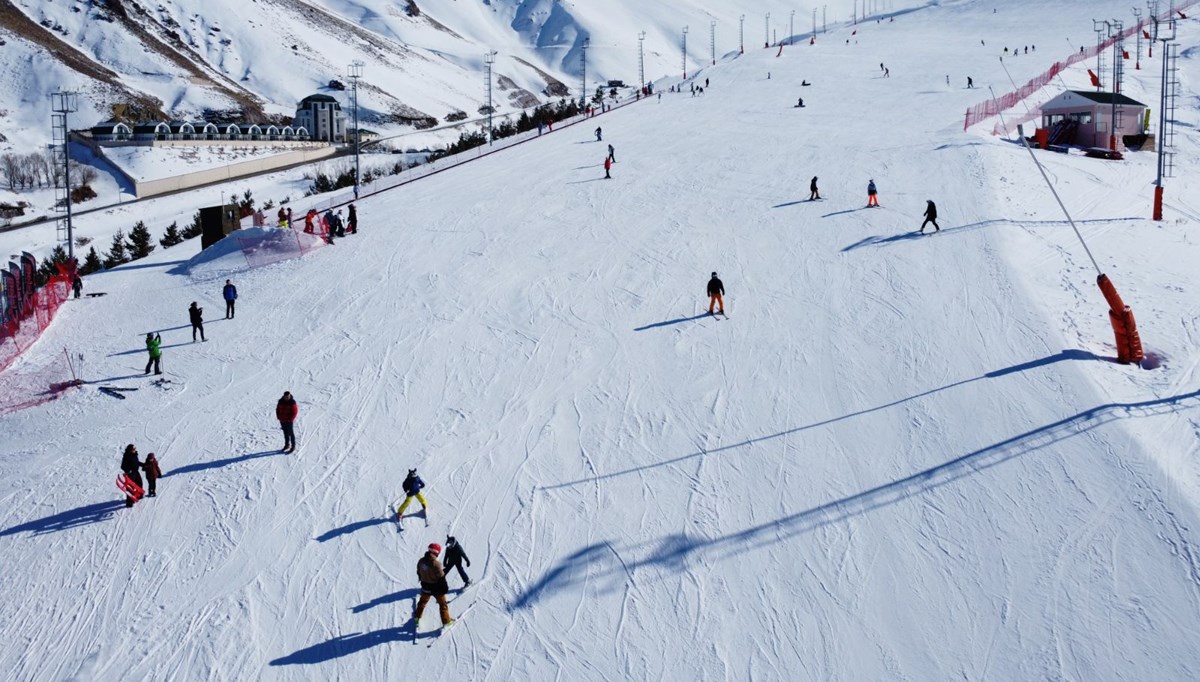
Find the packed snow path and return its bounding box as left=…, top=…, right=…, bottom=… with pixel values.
left=3, top=1, right=1200, bottom=679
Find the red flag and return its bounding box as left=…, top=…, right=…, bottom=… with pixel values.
left=1143, top=29, right=1151, bottom=39
left=1123, top=50, right=1130, bottom=59
left=1087, top=69, right=1101, bottom=87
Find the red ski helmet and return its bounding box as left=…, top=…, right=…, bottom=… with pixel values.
left=428, top=543, right=442, bottom=555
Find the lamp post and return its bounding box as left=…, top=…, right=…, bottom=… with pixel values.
left=765, top=12, right=770, bottom=48
left=682, top=26, right=689, bottom=79
left=710, top=21, right=716, bottom=65
left=580, top=37, right=589, bottom=109
left=347, top=61, right=364, bottom=199
left=739, top=14, right=745, bottom=54
left=484, top=51, right=496, bottom=145
left=639, top=31, right=646, bottom=89
left=790, top=10, right=795, bottom=46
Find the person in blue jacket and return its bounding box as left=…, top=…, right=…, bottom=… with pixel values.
left=223, top=279, right=238, bottom=319
left=395, top=469, right=429, bottom=523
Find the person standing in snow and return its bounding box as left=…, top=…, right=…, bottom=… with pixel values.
left=121, top=444, right=144, bottom=490
left=967, top=76, right=974, bottom=88
left=142, top=452, right=162, bottom=497
left=276, top=391, right=298, bottom=453
left=443, top=536, right=472, bottom=587
left=322, top=209, right=335, bottom=244
left=707, top=272, right=725, bottom=316
left=188, top=302, right=205, bottom=342
left=594, top=126, right=602, bottom=142
left=415, top=543, right=454, bottom=628
left=607, top=144, right=615, bottom=163
left=348, top=204, right=358, bottom=234
left=144, top=333, right=162, bottom=375
left=286, top=207, right=294, bottom=230
left=920, top=200, right=940, bottom=233
left=277, top=207, right=288, bottom=228
left=304, top=209, right=317, bottom=234
left=395, top=468, right=429, bottom=522
left=333, top=210, right=346, bottom=238
left=867, top=179, right=879, bottom=207
left=222, top=279, right=238, bottom=319
left=809, top=176, right=820, bottom=201
left=604, top=156, right=613, bottom=180
left=72, top=274, right=82, bottom=299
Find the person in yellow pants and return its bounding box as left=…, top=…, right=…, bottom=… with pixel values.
left=395, top=468, right=428, bottom=523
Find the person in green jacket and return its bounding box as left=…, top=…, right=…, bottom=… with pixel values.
left=144, top=333, right=162, bottom=375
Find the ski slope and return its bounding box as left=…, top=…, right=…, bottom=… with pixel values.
left=3, top=1, right=1200, bottom=679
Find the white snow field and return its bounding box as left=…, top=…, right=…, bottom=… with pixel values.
left=4, top=1, right=1200, bottom=680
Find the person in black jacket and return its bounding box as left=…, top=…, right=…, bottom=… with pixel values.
left=809, top=176, right=820, bottom=200
left=121, top=444, right=144, bottom=490
left=443, top=536, right=472, bottom=587
left=347, top=204, right=358, bottom=234
left=222, top=280, right=237, bottom=319
left=189, top=302, right=205, bottom=342
left=707, top=272, right=725, bottom=315
left=920, top=200, right=940, bottom=233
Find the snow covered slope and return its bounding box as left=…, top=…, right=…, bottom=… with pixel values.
left=3, top=0, right=1200, bottom=680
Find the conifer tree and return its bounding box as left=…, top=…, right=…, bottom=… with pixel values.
left=126, top=220, right=156, bottom=259
left=103, top=229, right=129, bottom=268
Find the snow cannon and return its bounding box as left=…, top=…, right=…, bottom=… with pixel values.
left=1096, top=274, right=1144, bottom=365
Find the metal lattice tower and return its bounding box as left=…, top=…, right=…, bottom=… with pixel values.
left=580, top=38, right=589, bottom=109
left=710, top=21, right=716, bottom=66
left=1133, top=8, right=1143, bottom=69
left=682, top=26, right=688, bottom=79
left=484, top=51, right=496, bottom=145
left=1153, top=20, right=1179, bottom=220
left=764, top=13, right=770, bottom=48
left=348, top=61, right=364, bottom=197
left=638, top=32, right=646, bottom=88
left=50, top=92, right=78, bottom=261
left=1093, top=21, right=1108, bottom=91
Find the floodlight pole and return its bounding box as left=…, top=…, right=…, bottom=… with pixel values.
left=739, top=14, right=745, bottom=54
left=484, top=51, right=496, bottom=145
left=348, top=61, right=364, bottom=199
left=50, top=92, right=79, bottom=261
left=710, top=21, right=716, bottom=65
left=1153, top=19, right=1175, bottom=220
left=790, top=10, right=795, bottom=46
left=682, top=26, right=689, bottom=79
left=581, top=38, right=589, bottom=109
left=639, top=32, right=646, bottom=89
left=765, top=13, right=770, bottom=48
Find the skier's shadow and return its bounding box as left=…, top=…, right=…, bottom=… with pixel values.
left=634, top=313, right=710, bottom=331
left=0, top=500, right=125, bottom=537
left=107, top=341, right=197, bottom=357
left=164, top=450, right=284, bottom=477
left=315, top=517, right=389, bottom=542
left=773, top=199, right=819, bottom=209
left=269, top=621, right=433, bottom=665
left=350, top=587, right=421, bottom=613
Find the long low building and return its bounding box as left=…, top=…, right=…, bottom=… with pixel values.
left=91, top=121, right=313, bottom=145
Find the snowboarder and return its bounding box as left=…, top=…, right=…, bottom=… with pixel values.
left=594, top=127, right=602, bottom=142
left=707, top=272, right=725, bottom=316
left=607, top=144, right=615, bottom=163
left=809, top=176, right=820, bottom=200
left=443, top=536, right=472, bottom=587
left=276, top=391, right=298, bottom=453
left=415, top=543, right=454, bottom=628
left=604, top=156, right=612, bottom=179
left=72, top=274, right=82, bottom=299
left=348, top=204, right=358, bottom=234
left=867, top=179, right=879, bottom=207
left=395, top=468, right=428, bottom=522
left=223, top=279, right=237, bottom=319
left=144, top=333, right=162, bottom=375
left=142, top=452, right=162, bottom=497
left=920, top=200, right=940, bottom=233
left=189, top=302, right=205, bottom=342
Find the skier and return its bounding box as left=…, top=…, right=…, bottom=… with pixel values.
left=809, top=176, right=820, bottom=201
left=920, top=200, right=940, bottom=233
left=706, top=272, right=725, bottom=316
left=322, top=209, right=335, bottom=245
left=884, top=67, right=889, bottom=77
left=414, top=543, right=454, bottom=628
left=594, top=126, right=602, bottom=142
left=144, top=332, right=162, bottom=375
left=443, top=536, right=472, bottom=587
left=121, top=444, right=144, bottom=489
left=142, top=452, right=162, bottom=497
left=867, top=179, right=879, bottom=207
left=223, top=279, right=237, bottom=319
left=276, top=391, right=298, bottom=453
left=604, top=156, right=612, bottom=180
left=286, top=208, right=294, bottom=230
left=277, top=207, right=287, bottom=228
left=705, top=77, right=709, bottom=88
left=967, top=76, right=974, bottom=88
left=189, top=302, right=205, bottom=342
left=348, top=204, right=358, bottom=234
left=72, top=274, right=82, bottom=299
left=796, top=97, right=805, bottom=108
left=395, top=468, right=428, bottom=522
left=607, top=144, right=615, bottom=163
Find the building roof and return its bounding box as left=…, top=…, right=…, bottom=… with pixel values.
left=299, top=94, right=341, bottom=106
left=1065, top=90, right=1147, bottom=107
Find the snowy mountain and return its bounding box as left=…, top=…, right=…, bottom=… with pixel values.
left=3, top=0, right=1200, bottom=680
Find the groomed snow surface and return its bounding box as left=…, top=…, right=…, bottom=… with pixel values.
left=4, top=1, right=1200, bottom=679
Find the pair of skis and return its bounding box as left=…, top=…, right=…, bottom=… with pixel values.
left=389, top=505, right=429, bottom=533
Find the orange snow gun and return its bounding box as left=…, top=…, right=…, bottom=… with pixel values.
left=1096, top=274, right=1144, bottom=365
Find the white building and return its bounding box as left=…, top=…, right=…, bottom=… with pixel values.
left=293, top=94, right=347, bottom=143
left=1040, top=90, right=1148, bottom=149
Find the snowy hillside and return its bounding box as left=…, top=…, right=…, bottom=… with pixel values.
left=3, top=0, right=1200, bottom=680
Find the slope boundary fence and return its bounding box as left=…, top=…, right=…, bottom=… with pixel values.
left=963, top=3, right=1199, bottom=132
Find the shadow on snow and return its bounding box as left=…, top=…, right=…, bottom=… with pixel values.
left=633, top=313, right=711, bottom=331
left=269, top=621, right=432, bottom=665
left=164, top=450, right=284, bottom=477
left=514, top=387, right=1200, bottom=610
left=316, top=517, right=389, bottom=542
left=0, top=500, right=125, bottom=537
left=350, top=587, right=421, bottom=613
left=841, top=217, right=1141, bottom=252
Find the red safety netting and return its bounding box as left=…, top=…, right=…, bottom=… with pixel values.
left=235, top=227, right=327, bottom=269
left=0, top=273, right=71, bottom=375
left=963, top=3, right=1198, bottom=131
left=0, top=348, right=81, bottom=414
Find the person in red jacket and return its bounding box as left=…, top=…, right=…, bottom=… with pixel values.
left=604, top=155, right=612, bottom=179
left=142, top=452, right=163, bottom=497
left=276, top=391, right=298, bottom=453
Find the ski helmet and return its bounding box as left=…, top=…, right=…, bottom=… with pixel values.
left=428, top=543, right=442, bottom=554
left=446, top=536, right=457, bottom=546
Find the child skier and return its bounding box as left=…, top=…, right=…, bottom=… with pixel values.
left=443, top=536, right=472, bottom=587
left=809, top=176, right=820, bottom=200
left=144, top=333, right=162, bottom=375
left=142, top=452, right=162, bottom=497
left=415, top=543, right=454, bottom=627
left=867, top=179, right=879, bottom=207
left=395, top=468, right=428, bottom=523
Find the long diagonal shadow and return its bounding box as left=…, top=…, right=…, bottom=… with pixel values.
left=0, top=500, right=125, bottom=537
left=316, top=518, right=389, bottom=542
left=842, top=217, right=1141, bottom=252
left=350, top=588, right=420, bottom=613
left=634, top=313, right=710, bottom=331
left=165, top=450, right=284, bottom=477
left=269, top=621, right=429, bottom=665
left=540, top=349, right=1102, bottom=492
left=513, top=388, right=1200, bottom=610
